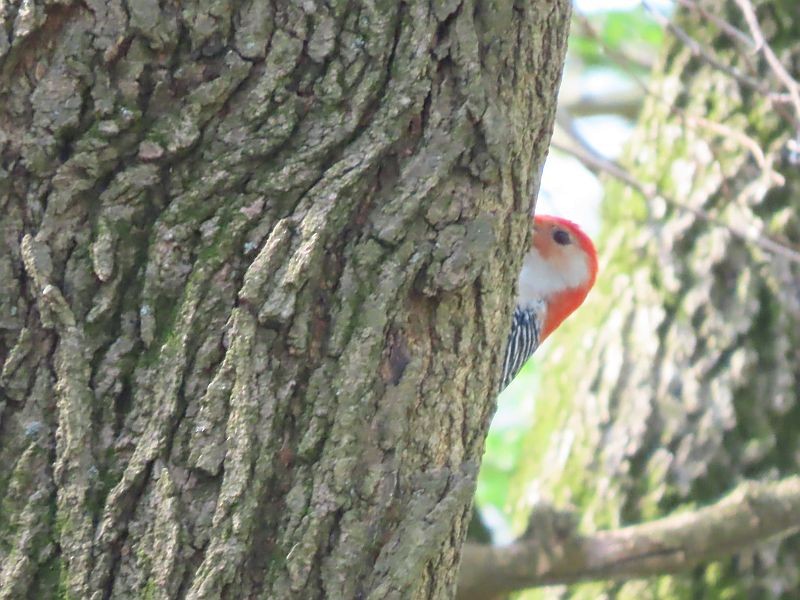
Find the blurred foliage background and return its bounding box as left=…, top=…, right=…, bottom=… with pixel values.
left=475, top=0, right=800, bottom=597
left=475, top=0, right=670, bottom=544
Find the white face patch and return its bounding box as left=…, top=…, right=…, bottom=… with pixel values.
left=516, top=247, right=590, bottom=309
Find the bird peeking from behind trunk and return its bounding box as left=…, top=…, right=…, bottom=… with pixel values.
left=500, top=214, right=598, bottom=390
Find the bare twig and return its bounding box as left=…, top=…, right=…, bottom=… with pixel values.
left=666, top=0, right=796, bottom=127
left=734, top=0, right=800, bottom=126
left=571, top=9, right=766, bottom=172
left=641, top=0, right=793, bottom=112
left=568, top=5, right=797, bottom=258
left=550, top=137, right=800, bottom=265
left=457, top=477, right=800, bottom=600
left=560, top=94, right=643, bottom=120
left=683, top=114, right=783, bottom=185
left=676, top=0, right=754, bottom=50
left=642, top=1, right=764, bottom=92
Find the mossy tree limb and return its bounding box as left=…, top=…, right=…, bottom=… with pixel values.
left=458, top=476, right=800, bottom=599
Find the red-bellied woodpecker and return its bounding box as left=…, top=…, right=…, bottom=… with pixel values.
left=500, top=214, right=598, bottom=390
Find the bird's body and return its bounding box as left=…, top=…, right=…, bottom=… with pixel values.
left=501, top=306, right=543, bottom=391
left=499, top=215, right=598, bottom=390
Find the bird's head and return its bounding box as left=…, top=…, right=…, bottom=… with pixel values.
left=517, top=214, right=598, bottom=342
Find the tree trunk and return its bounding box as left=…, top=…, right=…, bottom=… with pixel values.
left=514, top=1, right=800, bottom=598
left=0, top=1, right=571, bottom=598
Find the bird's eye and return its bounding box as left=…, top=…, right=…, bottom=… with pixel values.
left=552, top=229, right=571, bottom=246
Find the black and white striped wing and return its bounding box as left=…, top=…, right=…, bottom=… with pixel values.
left=500, top=307, right=541, bottom=391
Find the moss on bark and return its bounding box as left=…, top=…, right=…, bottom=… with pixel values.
left=0, top=1, right=571, bottom=598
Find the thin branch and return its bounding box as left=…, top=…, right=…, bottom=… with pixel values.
left=676, top=0, right=754, bottom=50
left=550, top=136, right=800, bottom=266
left=682, top=114, right=783, bottom=185
left=572, top=7, right=787, bottom=162
left=642, top=0, right=763, bottom=92
left=733, top=0, right=800, bottom=126
left=566, top=6, right=799, bottom=263
left=668, top=0, right=797, bottom=128
left=560, top=94, right=643, bottom=120
left=457, top=477, right=800, bottom=600
left=641, top=0, right=793, bottom=111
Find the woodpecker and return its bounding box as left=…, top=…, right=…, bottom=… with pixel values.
left=500, top=214, right=598, bottom=390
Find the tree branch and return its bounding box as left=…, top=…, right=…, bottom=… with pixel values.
left=549, top=134, right=800, bottom=266
left=642, top=0, right=794, bottom=113
left=733, top=0, right=800, bottom=127
left=457, top=477, right=800, bottom=600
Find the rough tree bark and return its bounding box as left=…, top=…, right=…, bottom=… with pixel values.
left=0, top=1, right=572, bottom=598
left=508, top=1, right=800, bottom=599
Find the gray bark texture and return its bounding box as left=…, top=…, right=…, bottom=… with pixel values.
left=0, top=0, right=571, bottom=598
left=512, top=1, right=800, bottom=599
